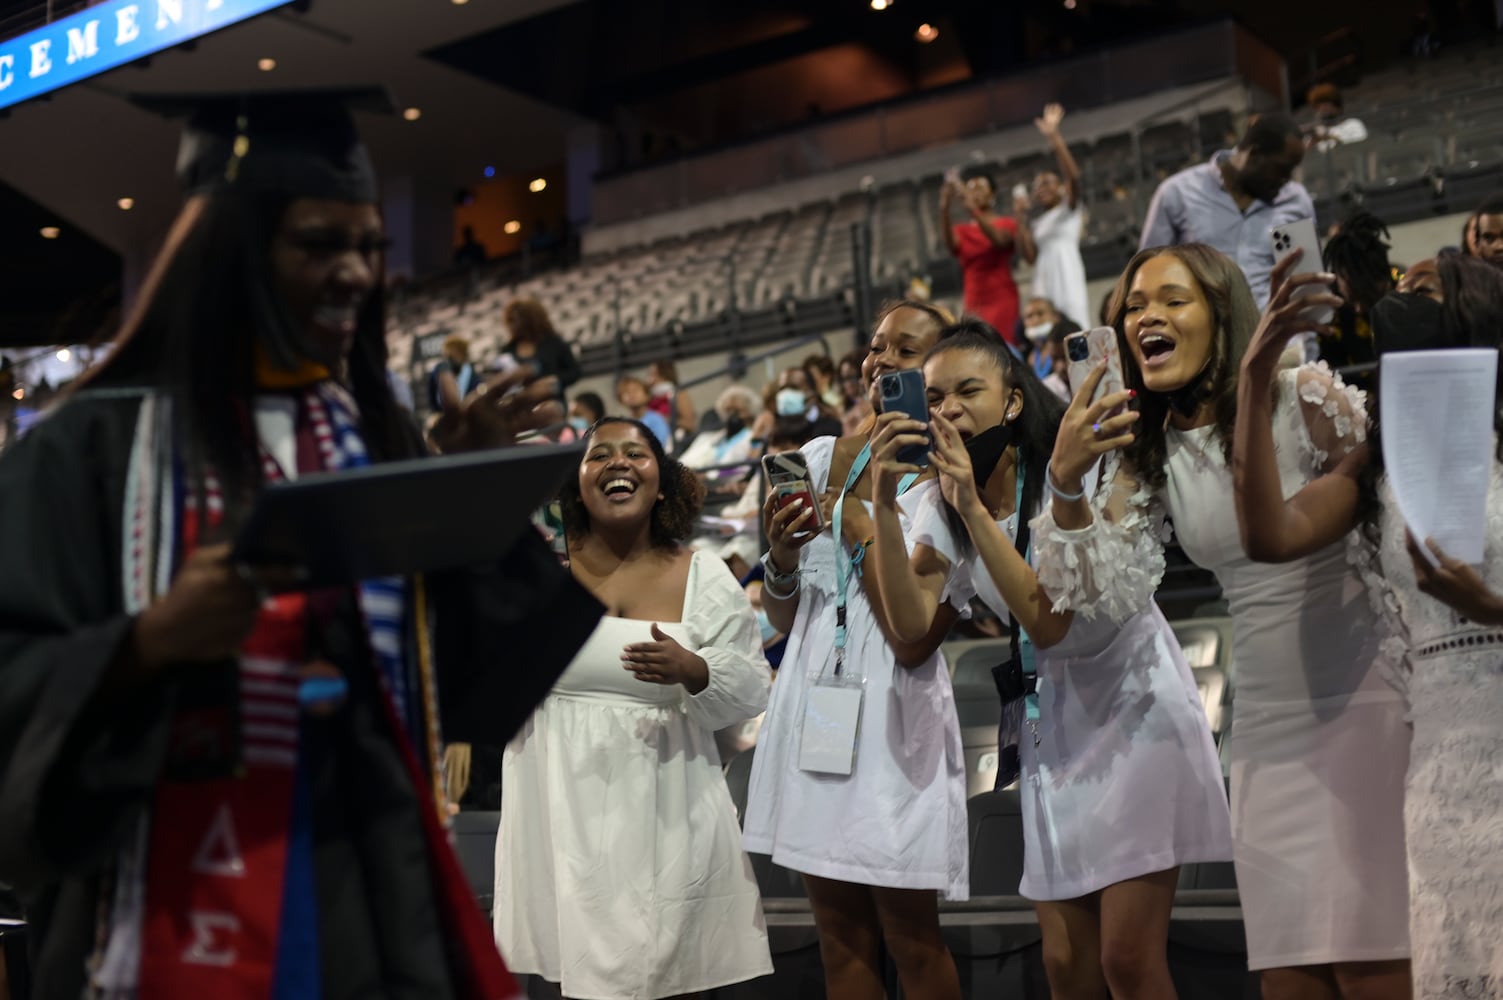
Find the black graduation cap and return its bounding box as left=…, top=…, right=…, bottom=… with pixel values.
left=131, top=87, right=391, bottom=202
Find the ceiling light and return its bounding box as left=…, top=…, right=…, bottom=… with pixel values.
left=1063, top=0, right=1077, bottom=7
left=452, top=0, right=469, bottom=4
left=257, top=57, right=276, bottom=71
left=528, top=177, right=547, bottom=193
left=403, top=107, right=422, bottom=121
left=56, top=349, right=70, bottom=363
left=117, top=197, right=134, bottom=211
left=870, top=0, right=890, bottom=9
left=39, top=227, right=59, bottom=239
left=504, top=220, right=521, bottom=235
left=915, top=23, right=938, bottom=42
left=484, top=166, right=496, bottom=178
left=11, top=388, right=22, bottom=401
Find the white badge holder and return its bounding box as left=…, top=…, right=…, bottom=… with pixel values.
left=798, top=664, right=863, bottom=776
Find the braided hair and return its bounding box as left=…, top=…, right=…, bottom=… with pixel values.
left=1323, top=211, right=1394, bottom=316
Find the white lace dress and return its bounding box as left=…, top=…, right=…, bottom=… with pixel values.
left=742, top=436, right=970, bottom=899
left=910, top=490, right=1233, bottom=901
left=494, top=550, right=774, bottom=999
left=1033, top=364, right=1411, bottom=971
left=1353, top=462, right=1503, bottom=999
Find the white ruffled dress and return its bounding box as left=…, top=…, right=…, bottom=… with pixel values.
left=1352, top=460, right=1503, bottom=998
left=494, top=550, right=774, bottom=999
left=1032, top=364, right=1410, bottom=971
left=910, top=490, right=1233, bottom=902
left=742, top=436, right=970, bottom=900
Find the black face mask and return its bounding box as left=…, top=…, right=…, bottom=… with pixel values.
left=723, top=413, right=746, bottom=437
left=964, top=420, right=1018, bottom=487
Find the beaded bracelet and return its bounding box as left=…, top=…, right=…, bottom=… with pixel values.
left=1044, top=461, right=1086, bottom=502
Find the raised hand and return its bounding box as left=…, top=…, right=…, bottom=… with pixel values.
left=429, top=368, right=563, bottom=453
left=1242, top=249, right=1343, bottom=376
left=621, top=623, right=709, bottom=694
left=928, top=412, right=985, bottom=519
left=869, top=411, right=928, bottom=504
left=1050, top=364, right=1138, bottom=493
left=1035, top=102, right=1065, bottom=137
left=762, top=488, right=820, bottom=579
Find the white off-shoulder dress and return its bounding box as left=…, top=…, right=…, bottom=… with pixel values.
left=1033, top=364, right=1410, bottom=971
left=1353, top=461, right=1503, bottom=998
left=910, top=488, right=1232, bottom=901
left=494, top=549, right=774, bottom=1000
left=742, top=436, right=970, bottom=900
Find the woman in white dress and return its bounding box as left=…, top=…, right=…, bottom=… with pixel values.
left=1233, top=252, right=1503, bottom=999
left=1037, top=243, right=1411, bottom=1000
left=866, top=323, right=1233, bottom=999
left=744, top=299, right=968, bottom=1000
left=1021, top=103, right=1091, bottom=330
left=493, top=416, right=773, bottom=999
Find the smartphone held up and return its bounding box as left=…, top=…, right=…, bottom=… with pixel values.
left=878, top=369, right=930, bottom=468
left=763, top=451, right=822, bottom=535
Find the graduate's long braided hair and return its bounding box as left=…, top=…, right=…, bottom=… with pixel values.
left=77, top=188, right=418, bottom=534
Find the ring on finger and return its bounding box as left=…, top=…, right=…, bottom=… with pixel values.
left=1092, top=422, right=1103, bottom=436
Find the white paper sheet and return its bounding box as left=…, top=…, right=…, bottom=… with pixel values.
left=1380, top=348, right=1498, bottom=565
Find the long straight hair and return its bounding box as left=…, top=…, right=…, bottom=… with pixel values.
left=80, top=187, right=417, bottom=533
left=1108, top=244, right=1261, bottom=492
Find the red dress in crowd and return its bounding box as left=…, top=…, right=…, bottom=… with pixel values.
left=953, top=216, right=1021, bottom=347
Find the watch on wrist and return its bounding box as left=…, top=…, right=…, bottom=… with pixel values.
left=760, top=550, right=800, bottom=589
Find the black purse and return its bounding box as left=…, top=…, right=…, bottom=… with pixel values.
left=988, top=491, right=1036, bottom=791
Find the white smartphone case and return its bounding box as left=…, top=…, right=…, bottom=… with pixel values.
left=1271, top=218, right=1335, bottom=326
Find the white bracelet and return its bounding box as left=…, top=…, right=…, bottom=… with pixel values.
left=1044, top=461, right=1086, bottom=502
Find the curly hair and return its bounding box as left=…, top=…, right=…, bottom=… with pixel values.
left=557, top=417, right=704, bottom=548
left=1110, top=244, right=1261, bottom=492
left=503, top=297, right=561, bottom=345
left=1324, top=210, right=1393, bottom=316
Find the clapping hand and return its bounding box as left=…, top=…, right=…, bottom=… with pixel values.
left=622, top=624, right=709, bottom=694
left=1406, top=532, right=1503, bottom=626
left=1049, top=364, right=1137, bottom=494
left=429, top=368, right=563, bottom=453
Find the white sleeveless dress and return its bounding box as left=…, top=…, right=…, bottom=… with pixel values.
left=1353, top=462, right=1503, bottom=998
left=742, top=436, right=970, bottom=899
left=1029, top=200, right=1091, bottom=330
left=494, top=550, right=773, bottom=999
left=1033, top=364, right=1410, bottom=970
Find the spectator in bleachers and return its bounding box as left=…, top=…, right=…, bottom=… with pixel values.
left=1139, top=112, right=1313, bottom=309
left=493, top=416, right=773, bottom=998
left=1041, top=243, right=1410, bottom=999
left=868, top=323, right=1232, bottom=1000
left=646, top=359, right=696, bottom=438
left=1024, top=103, right=1093, bottom=334
left=454, top=224, right=488, bottom=267
left=941, top=166, right=1031, bottom=348
left=569, top=389, right=606, bottom=433
left=836, top=349, right=871, bottom=430
left=678, top=385, right=760, bottom=473
left=1304, top=83, right=1369, bottom=152
left=615, top=373, right=674, bottom=446
left=1021, top=296, right=1082, bottom=391
left=746, top=298, right=966, bottom=1000
left=429, top=334, right=482, bottom=411
left=501, top=297, right=581, bottom=394
left=802, top=353, right=844, bottom=410
left=1318, top=211, right=1393, bottom=373
left=752, top=367, right=842, bottom=442
left=1463, top=193, right=1503, bottom=270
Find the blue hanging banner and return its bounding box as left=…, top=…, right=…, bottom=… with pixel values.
left=0, top=0, right=295, bottom=112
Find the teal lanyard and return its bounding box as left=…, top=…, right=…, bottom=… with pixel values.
left=1013, top=468, right=1040, bottom=725
left=832, top=441, right=920, bottom=675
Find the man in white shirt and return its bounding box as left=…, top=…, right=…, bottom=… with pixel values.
left=1139, top=112, right=1314, bottom=309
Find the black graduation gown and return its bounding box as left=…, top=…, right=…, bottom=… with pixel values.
left=0, top=389, right=601, bottom=999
